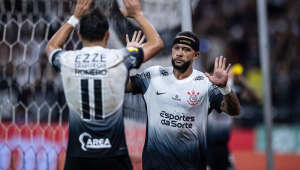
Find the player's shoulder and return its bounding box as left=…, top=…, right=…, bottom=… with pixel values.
left=103, top=47, right=120, bottom=54
left=55, top=49, right=72, bottom=63
left=70, top=47, right=120, bottom=59
left=192, top=69, right=211, bottom=83
left=143, top=66, right=171, bottom=77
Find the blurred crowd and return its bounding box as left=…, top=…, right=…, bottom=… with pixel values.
left=193, top=0, right=300, bottom=125
left=0, top=0, right=299, bottom=126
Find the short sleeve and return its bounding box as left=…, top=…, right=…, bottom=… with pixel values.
left=208, top=84, right=223, bottom=113
left=122, top=47, right=144, bottom=70
left=130, top=69, right=152, bottom=95
left=48, top=49, right=64, bottom=71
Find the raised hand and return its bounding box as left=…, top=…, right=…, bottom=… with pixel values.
left=120, top=0, right=143, bottom=18
left=74, top=0, right=92, bottom=19
left=205, top=56, right=231, bottom=87
left=126, top=30, right=145, bottom=48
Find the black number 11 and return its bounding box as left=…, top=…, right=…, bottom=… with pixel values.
left=81, top=79, right=103, bottom=120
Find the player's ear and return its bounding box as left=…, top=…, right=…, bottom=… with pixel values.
left=103, top=30, right=110, bottom=46
left=105, top=30, right=110, bottom=41
left=193, top=51, right=200, bottom=60
left=77, top=30, right=83, bottom=41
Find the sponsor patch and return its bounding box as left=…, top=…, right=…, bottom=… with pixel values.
left=143, top=72, right=151, bottom=79
left=159, top=69, right=169, bottom=76
left=172, top=94, right=181, bottom=101
left=160, top=110, right=195, bottom=129
left=79, top=132, right=111, bottom=151
left=194, top=76, right=204, bottom=81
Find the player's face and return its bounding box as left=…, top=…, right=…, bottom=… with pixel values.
left=171, top=44, right=197, bottom=71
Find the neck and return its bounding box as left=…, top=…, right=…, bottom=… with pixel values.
left=173, top=65, right=193, bottom=80
left=82, top=40, right=106, bottom=48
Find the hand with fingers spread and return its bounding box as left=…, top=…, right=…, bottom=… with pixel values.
left=120, top=0, right=163, bottom=64
left=120, top=0, right=143, bottom=18
left=126, top=30, right=145, bottom=48
left=74, top=0, right=93, bottom=19
left=205, top=56, right=231, bottom=87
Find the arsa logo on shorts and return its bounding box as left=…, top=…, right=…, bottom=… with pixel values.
left=79, top=132, right=112, bottom=151
left=187, top=90, right=200, bottom=106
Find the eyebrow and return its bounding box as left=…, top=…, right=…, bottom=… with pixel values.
left=175, top=35, right=196, bottom=42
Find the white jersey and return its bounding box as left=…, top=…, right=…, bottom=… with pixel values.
left=130, top=66, right=223, bottom=170
left=49, top=46, right=143, bottom=158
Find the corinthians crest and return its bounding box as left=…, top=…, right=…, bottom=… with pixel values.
left=187, top=90, right=200, bottom=106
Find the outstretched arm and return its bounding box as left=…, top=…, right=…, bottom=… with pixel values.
left=121, top=0, right=164, bottom=62
left=125, top=30, right=145, bottom=93
left=205, top=56, right=240, bottom=115
left=122, top=0, right=163, bottom=93
left=45, top=0, right=92, bottom=58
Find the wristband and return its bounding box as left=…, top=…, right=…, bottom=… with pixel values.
left=218, top=82, right=231, bottom=95
left=67, top=15, right=79, bottom=27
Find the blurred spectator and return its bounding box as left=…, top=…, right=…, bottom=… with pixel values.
left=232, top=64, right=260, bottom=105
left=232, top=64, right=263, bottom=126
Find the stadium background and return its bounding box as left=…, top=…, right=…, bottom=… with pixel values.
left=0, top=0, right=300, bottom=169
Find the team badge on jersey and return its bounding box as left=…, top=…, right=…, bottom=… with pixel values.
left=187, top=90, right=200, bottom=106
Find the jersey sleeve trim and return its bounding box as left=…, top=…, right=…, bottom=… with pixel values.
left=130, top=67, right=152, bottom=95
left=130, top=75, right=143, bottom=94
left=48, top=48, right=63, bottom=71
left=208, top=85, right=223, bottom=113
left=48, top=48, right=62, bottom=64
left=123, top=47, right=144, bottom=70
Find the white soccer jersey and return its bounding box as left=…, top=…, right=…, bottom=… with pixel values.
left=130, top=66, right=223, bottom=170
left=49, top=46, right=143, bottom=158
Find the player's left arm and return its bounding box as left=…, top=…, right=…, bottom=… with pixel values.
left=205, top=56, right=240, bottom=116
left=120, top=0, right=164, bottom=63
left=45, top=0, right=92, bottom=58
left=220, top=90, right=240, bottom=115
left=126, top=30, right=145, bottom=48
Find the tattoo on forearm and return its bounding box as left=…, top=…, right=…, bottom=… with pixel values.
left=223, top=92, right=240, bottom=115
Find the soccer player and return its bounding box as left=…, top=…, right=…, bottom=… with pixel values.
left=45, top=0, right=163, bottom=169
left=126, top=31, right=240, bottom=170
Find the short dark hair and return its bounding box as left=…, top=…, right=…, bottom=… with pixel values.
left=173, top=31, right=200, bottom=51
left=79, top=8, right=109, bottom=42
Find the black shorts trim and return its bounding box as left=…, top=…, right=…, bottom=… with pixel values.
left=64, top=154, right=133, bottom=170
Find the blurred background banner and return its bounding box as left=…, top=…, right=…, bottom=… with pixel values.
left=0, top=0, right=300, bottom=170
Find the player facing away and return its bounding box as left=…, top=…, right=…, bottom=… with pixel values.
left=126, top=31, right=240, bottom=170
left=45, top=0, right=163, bottom=169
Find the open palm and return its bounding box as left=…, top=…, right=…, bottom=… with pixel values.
left=205, top=56, right=231, bottom=87
left=126, top=30, right=145, bottom=48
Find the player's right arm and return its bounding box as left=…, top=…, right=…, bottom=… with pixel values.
left=45, top=0, right=92, bottom=62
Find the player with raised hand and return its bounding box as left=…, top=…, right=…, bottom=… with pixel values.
left=126, top=31, right=240, bottom=170
left=126, top=30, right=145, bottom=48
left=45, top=0, right=163, bottom=169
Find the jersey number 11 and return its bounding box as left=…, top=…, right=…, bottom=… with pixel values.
left=81, top=79, right=103, bottom=120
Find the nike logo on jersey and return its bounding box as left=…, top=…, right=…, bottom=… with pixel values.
left=156, top=91, right=166, bottom=95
